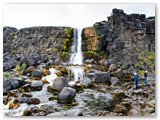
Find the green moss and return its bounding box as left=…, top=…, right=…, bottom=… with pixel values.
left=3, top=73, right=11, bottom=78
left=85, top=51, right=99, bottom=56
left=96, top=35, right=103, bottom=39
left=64, top=28, right=72, bottom=37
left=15, top=65, right=21, bottom=71
left=138, top=70, right=144, bottom=76
left=134, top=61, right=143, bottom=67
left=147, top=51, right=155, bottom=59
left=15, top=63, right=26, bottom=71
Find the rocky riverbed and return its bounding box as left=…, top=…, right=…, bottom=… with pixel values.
left=3, top=8, right=155, bottom=116
left=3, top=63, right=155, bottom=116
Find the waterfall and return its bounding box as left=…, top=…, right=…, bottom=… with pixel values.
left=68, top=28, right=84, bottom=83
left=69, top=29, right=83, bottom=65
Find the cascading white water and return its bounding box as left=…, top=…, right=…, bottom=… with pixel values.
left=70, top=29, right=83, bottom=65
left=69, top=28, right=85, bottom=83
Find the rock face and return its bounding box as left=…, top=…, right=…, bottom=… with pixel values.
left=3, top=26, right=74, bottom=71
left=82, top=8, right=155, bottom=66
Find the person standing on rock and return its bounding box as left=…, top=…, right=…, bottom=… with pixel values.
left=144, top=70, right=148, bottom=86
left=134, top=72, right=139, bottom=90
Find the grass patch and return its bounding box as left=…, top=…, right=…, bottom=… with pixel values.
left=3, top=73, right=11, bottom=78
left=85, top=51, right=99, bottom=56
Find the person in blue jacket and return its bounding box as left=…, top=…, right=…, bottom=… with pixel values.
left=144, top=70, right=148, bottom=86
left=134, top=72, right=139, bottom=90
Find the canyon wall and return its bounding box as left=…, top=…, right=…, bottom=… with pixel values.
left=82, top=8, right=155, bottom=66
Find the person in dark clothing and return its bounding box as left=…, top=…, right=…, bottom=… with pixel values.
left=134, top=72, right=139, bottom=90
left=144, top=70, right=148, bottom=86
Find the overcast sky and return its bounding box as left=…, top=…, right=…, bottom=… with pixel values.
left=3, top=4, right=155, bottom=29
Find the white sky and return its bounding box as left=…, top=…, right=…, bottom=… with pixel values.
left=3, top=3, right=155, bottom=29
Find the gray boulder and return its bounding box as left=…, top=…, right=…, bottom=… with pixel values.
left=52, top=77, right=68, bottom=92
left=58, top=87, right=76, bottom=104
left=94, top=71, right=110, bottom=83
left=81, top=77, right=92, bottom=88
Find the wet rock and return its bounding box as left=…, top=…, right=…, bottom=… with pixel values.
left=23, top=105, right=40, bottom=116
left=48, top=96, right=57, bottom=101
left=47, top=85, right=54, bottom=93
left=85, top=59, right=95, bottom=64
left=133, top=89, right=148, bottom=97
left=3, top=57, right=18, bottom=71
left=11, top=79, right=20, bottom=89
left=27, top=98, right=41, bottom=105
left=39, top=104, right=55, bottom=114
left=3, top=78, right=12, bottom=93
left=110, top=77, right=120, bottom=86
left=41, top=54, right=49, bottom=63
left=56, top=65, right=67, bottom=73
left=52, top=77, right=68, bottom=92
left=108, top=64, right=117, bottom=72
left=55, top=71, right=63, bottom=76
left=18, top=97, right=27, bottom=103
left=20, top=84, right=31, bottom=92
left=86, top=69, right=98, bottom=80
left=81, top=77, right=92, bottom=88
left=8, top=89, right=21, bottom=97
left=70, top=82, right=84, bottom=92
left=14, top=77, right=27, bottom=86
left=94, top=71, right=110, bottom=83
left=30, top=80, right=43, bottom=91
left=3, top=96, right=11, bottom=105
left=40, top=68, right=49, bottom=76
left=21, top=93, right=33, bottom=97
left=98, top=59, right=110, bottom=69
left=26, top=66, right=35, bottom=74
left=58, top=87, right=76, bottom=104
left=32, top=69, right=42, bottom=79
left=114, top=101, right=132, bottom=114
left=9, top=102, right=20, bottom=109
left=37, top=63, right=47, bottom=69
left=128, top=109, right=140, bottom=116
left=112, top=89, right=126, bottom=102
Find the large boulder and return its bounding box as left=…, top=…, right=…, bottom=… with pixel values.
left=58, top=87, right=76, bottom=104
left=52, top=77, right=68, bottom=92
left=94, top=71, right=110, bottom=83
